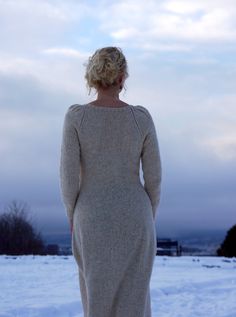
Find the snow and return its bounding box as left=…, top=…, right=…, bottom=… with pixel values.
left=0, top=255, right=235, bottom=317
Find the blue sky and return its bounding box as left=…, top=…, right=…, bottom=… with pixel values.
left=0, top=0, right=235, bottom=237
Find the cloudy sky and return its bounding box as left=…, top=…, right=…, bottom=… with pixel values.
left=0, top=0, right=235, bottom=237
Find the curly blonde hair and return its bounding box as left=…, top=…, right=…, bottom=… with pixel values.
left=84, top=46, right=129, bottom=94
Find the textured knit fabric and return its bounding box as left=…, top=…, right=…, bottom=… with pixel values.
left=59, top=103, right=162, bottom=317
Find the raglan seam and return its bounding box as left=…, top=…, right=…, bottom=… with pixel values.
left=130, top=105, right=143, bottom=139
left=78, top=105, right=86, bottom=131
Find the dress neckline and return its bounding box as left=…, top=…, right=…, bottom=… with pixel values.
left=86, top=103, right=131, bottom=110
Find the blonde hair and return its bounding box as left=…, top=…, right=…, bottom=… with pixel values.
left=84, top=46, right=129, bottom=94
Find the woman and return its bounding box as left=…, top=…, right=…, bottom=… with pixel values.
left=59, top=46, right=162, bottom=317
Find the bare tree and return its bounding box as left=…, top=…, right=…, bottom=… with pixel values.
left=0, top=200, right=45, bottom=255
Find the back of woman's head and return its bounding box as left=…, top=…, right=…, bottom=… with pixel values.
left=84, top=46, right=129, bottom=94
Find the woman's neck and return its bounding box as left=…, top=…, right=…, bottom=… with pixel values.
left=96, top=89, right=120, bottom=101
left=89, top=89, right=128, bottom=107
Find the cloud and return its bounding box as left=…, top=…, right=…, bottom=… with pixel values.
left=202, top=135, right=236, bottom=161
left=1, top=0, right=236, bottom=58
left=42, top=47, right=89, bottom=59
left=99, top=0, right=236, bottom=51
left=0, top=52, right=89, bottom=95
left=194, top=93, right=236, bottom=161
left=0, top=0, right=89, bottom=54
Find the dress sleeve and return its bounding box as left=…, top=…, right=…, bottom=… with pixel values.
left=141, top=113, right=162, bottom=220
left=59, top=109, right=81, bottom=227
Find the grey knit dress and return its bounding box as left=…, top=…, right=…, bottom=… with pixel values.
left=59, top=103, right=162, bottom=317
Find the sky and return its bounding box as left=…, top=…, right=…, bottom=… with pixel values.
left=0, top=0, right=235, bottom=237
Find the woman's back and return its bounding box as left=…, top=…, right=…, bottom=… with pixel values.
left=73, top=103, right=148, bottom=188
left=61, top=103, right=161, bottom=218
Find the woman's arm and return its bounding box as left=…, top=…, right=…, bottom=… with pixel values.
left=59, top=109, right=81, bottom=231
left=141, top=114, right=162, bottom=221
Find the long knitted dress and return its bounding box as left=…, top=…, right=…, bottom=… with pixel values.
left=59, top=103, right=162, bottom=317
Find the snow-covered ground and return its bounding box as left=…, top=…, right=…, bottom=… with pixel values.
left=0, top=255, right=235, bottom=317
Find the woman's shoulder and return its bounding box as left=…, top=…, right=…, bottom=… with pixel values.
left=67, top=104, right=85, bottom=114
left=132, top=105, right=152, bottom=119
left=132, top=105, right=155, bottom=135
left=65, top=104, right=85, bottom=118
left=64, top=104, right=85, bottom=128
left=132, top=105, right=154, bottom=124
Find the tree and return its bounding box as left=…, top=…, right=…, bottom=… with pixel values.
left=217, top=224, right=236, bottom=257
left=0, top=200, right=45, bottom=255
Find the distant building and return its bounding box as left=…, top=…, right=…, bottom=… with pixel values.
left=156, top=238, right=182, bottom=256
